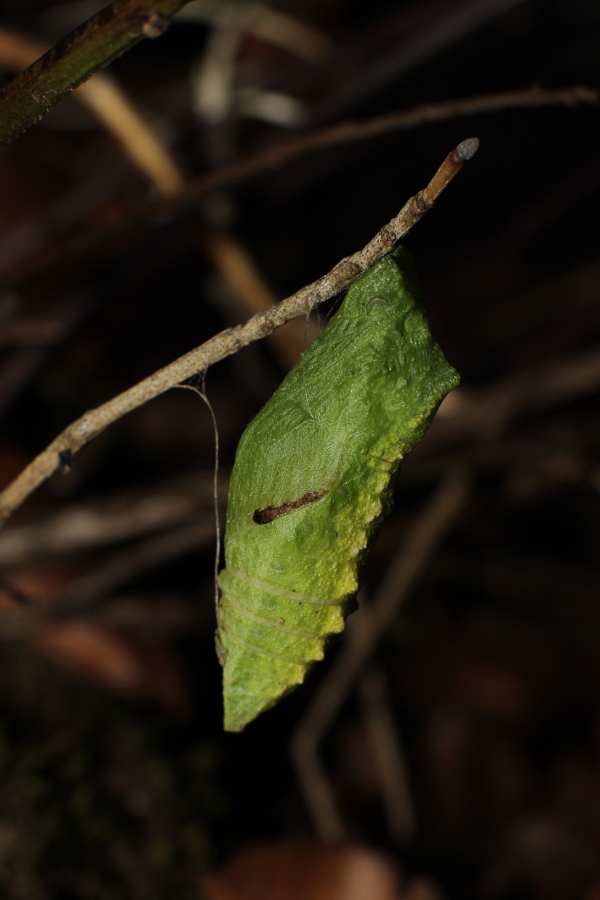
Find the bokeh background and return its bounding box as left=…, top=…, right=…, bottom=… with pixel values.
left=0, top=1, right=599, bottom=898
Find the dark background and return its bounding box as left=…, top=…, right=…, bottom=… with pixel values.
left=0, top=1, right=598, bottom=898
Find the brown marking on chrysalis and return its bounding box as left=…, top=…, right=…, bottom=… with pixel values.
left=253, top=490, right=325, bottom=524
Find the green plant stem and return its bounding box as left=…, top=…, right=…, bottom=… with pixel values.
left=0, top=0, right=189, bottom=145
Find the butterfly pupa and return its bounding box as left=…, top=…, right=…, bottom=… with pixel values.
left=217, top=247, right=459, bottom=732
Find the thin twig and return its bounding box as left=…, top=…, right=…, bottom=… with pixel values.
left=148, top=85, right=598, bottom=214
left=0, top=138, right=478, bottom=526
left=290, top=470, right=468, bottom=842
left=54, top=520, right=216, bottom=607
left=0, top=595, right=208, bottom=640
left=309, top=0, right=531, bottom=124
left=0, top=471, right=227, bottom=565
left=2, top=86, right=592, bottom=284
left=202, top=229, right=320, bottom=368
left=0, top=25, right=184, bottom=195
left=0, top=0, right=190, bottom=146
left=360, top=669, right=416, bottom=843
left=177, top=1, right=330, bottom=63
left=431, top=344, right=600, bottom=446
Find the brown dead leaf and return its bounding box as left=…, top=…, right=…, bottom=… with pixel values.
left=32, top=622, right=190, bottom=717
left=33, top=623, right=145, bottom=693
left=201, top=841, right=400, bottom=900
left=6, top=562, right=82, bottom=604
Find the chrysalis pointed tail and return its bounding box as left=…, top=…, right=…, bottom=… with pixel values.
left=217, top=568, right=349, bottom=731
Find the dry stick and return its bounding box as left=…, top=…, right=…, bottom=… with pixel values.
left=176, top=1, right=330, bottom=63
left=54, top=520, right=217, bottom=607
left=0, top=25, right=184, bottom=195
left=203, top=229, right=321, bottom=369
left=0, top=23, right=286, bottom=364
left=290, top=471, right=468, bottom=843
left=162, top=85, right=596, bottom=213
left=0, top=595, right=207, bottom=640
left=0, top=471, right=228, bottom=565
left=359, top=669, right=416, bottom=843
left=1, top=86, right=592, bottom=286
left=0, top=137, right=479, bottom=527
left=0, top=0, right=191, bottom=146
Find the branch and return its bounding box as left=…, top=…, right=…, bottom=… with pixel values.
left=0, top=470, right=227, bottom=565
left=167, top=85, right=596, bottom=207
left=290, top=470, right=469, bottom=842
left=0, top=595, right=208, bottom=640
left=202, top=228, right=321, bottom=370
left=2, top=86, right=592, bottom=284
left=0, top=138, right=479, bottom=527
left=55, top=520, right=216, bottom=606
left=21, top=85, right=595, bottom=282
left=0, top=24, right=184, bottom=194
left=0, top=0, right=190, bottom=146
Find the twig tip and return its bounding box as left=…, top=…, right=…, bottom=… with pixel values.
left=455, top=137, right=480, bottom=160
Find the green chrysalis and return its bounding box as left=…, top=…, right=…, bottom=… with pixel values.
left=217, top=247, right=459, bottom=732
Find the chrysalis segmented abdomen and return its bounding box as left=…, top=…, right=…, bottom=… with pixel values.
left=217, top=568, right=347, bottom=731
left=218, top=456, right=395, bottom=731
left=218, top=247, right=460, bottom=732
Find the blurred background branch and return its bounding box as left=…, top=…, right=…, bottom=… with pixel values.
left=0, top=0, right=191, bottom=144
left=291, top=471, right=468, bottom=842
left=0, top=1, right=599, bottom=897
left=0, top=24, right=184, bottom=193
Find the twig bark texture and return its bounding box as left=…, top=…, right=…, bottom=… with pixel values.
left=0, top=138, right=478, bottom=526
left=0, top=0, right=190, bottom=145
